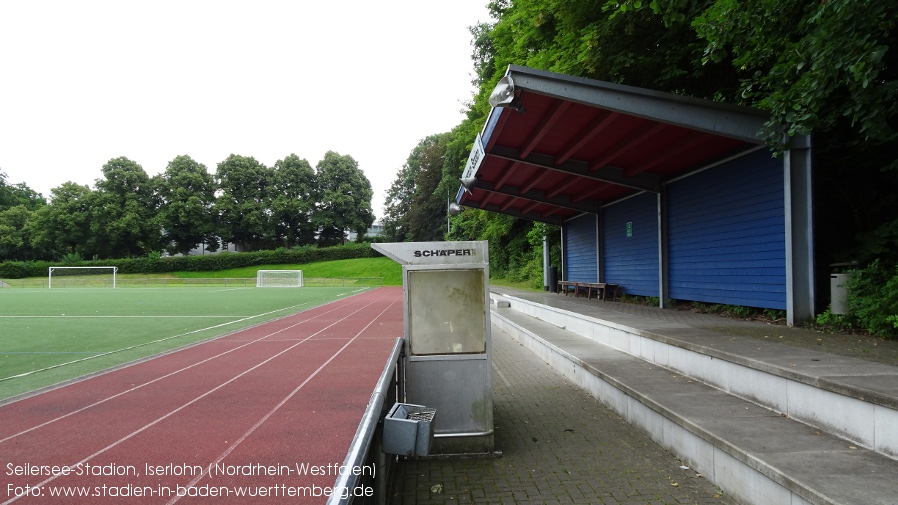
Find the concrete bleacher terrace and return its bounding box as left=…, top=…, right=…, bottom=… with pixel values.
left=489, top=288, right=898, bottom=505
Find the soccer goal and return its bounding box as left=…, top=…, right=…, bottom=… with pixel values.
left=48, top=266, right=118, bottom=289
left=256, top=270, right=304, bottom=288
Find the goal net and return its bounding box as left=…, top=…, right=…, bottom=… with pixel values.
left=48, top=266, right=118, bottom=288
left=256, top=270, right=304, bottom=288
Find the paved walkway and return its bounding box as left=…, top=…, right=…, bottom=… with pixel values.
left=389, top=325, right=731, bottom=505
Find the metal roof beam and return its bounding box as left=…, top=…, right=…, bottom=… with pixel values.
left=626, top=131, right=711, bottom=176
left=475, top=179, right=600, bottom=215
left=493, top=159, right=518, bottom=189
left=546, top=176, right=583, bottom=199
left=477, top=202, right=564, bottom=226
left=522, top=100, right=571, bottom=158
left=489, top=145, right=661, bottom=193
left=557, top=111, right=620, bottom=165
left=589, top=122, right=669, bottom=171
left=521, top=170, right=552, bottom=194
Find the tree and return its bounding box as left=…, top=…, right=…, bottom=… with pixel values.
left=0, top=171, right=45, bottom=212
left=0, top=172, right=45, bottom=261
left=405, top=134, right=452, bottom=241
left=0, top=206, right=37, bottom=260
left=314, top=151, right=374, bottom=245
left=483, top=0, right=738, bottom=100
left=90, top=157, right=161, bottom=258
left=383, top=135, right=451, bottom=243
left=157, top=155, right=218, bottom=256
left=382, top=160, right=416, bottom=242
left=28, top=182, right=94, bottom=259
left=214, top=154, right=274, bottom=251
left=271, top=154, right=317, bottom=247
left=686, top=0, right=898, bottom=147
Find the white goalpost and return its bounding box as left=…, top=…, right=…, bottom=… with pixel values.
left=256, top=269, right=304, bottom=288
left=48, top=266, right=118, bottom=289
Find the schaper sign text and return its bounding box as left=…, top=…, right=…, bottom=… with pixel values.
left=413, top=249, right=475, bottom=258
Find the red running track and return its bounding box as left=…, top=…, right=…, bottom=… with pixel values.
left=0, top=287, right=404, bottom=504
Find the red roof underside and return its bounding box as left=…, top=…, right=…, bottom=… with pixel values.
left=460, top=90, right=753, bottom=223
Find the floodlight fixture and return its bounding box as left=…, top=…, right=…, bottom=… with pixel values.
left=460, top=176, right=478, bottom=194
left=448, top=203, right=464, bottom=216
left=488, top=75, right=524, bottom=113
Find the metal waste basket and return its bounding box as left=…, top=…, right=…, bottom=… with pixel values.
left=547, top=266, right=558, bottom=292
left=383, top=403, right=436, bottom=457
left=830, top=273, right=849, bottom=315
left=829, top=262, right=855, bottom=315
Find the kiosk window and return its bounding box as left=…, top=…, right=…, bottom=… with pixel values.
left=408, top=269, right=486, bottom=355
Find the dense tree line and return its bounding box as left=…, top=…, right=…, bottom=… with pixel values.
left=0, top=151, right=374, bottom=261
left=383, top=0, right=898, bottom=298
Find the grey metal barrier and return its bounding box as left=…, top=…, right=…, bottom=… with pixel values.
left=328, top=337, right=404, bottom=505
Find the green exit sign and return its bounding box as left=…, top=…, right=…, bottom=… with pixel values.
left=626, top=222, right=633, bottom=237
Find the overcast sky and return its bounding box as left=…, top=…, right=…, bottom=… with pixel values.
left=0, top=0, right=490, bottom=219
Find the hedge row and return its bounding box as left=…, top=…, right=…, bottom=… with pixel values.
left=0, top=243, right=381, bottom=279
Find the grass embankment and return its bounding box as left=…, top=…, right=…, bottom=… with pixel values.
left=174, top=257, right=402, bottom=285
left=0, top=257, right=403, bottom=288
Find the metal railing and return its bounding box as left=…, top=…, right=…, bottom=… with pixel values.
left=328, top=337, right=404, bottom=505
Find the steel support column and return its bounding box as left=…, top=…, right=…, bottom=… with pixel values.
left=784, top=136, right=815, bottom=326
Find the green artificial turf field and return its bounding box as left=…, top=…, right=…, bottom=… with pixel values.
left=0, top=286, right=366, bottom=401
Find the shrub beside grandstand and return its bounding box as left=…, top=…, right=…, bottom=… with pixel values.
left=0, top=243, right=380, bottom=279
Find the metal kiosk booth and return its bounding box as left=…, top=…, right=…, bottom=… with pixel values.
left=373, top=241, right=494, bottom=455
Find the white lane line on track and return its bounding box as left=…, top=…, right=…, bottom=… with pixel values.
left=0, top=290, right=390, bottom=505
left=168, top=292, right=400, bottom=504
left=0, top=292, right=370, bottom=444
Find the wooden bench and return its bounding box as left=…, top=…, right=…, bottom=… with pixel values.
left=579, top=282, right=620, bottom=301
left=557, top=281, right=620, bottom=301
left=558, top=280, right=580, bottom=296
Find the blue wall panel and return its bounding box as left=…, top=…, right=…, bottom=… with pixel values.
left=563, top=214, right=597, bottom=282
left=667, top=150, right=786, bottom=309
left=603, top=193, right=659, bottom=297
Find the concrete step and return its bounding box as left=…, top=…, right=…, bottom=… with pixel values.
left=489, top=292, right=898, bottom=505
